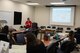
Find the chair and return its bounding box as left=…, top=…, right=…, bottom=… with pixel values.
left=47, top=42, right=59, bottom=53
left=31, top=22, right=39, bottom=37
left=52, top=26, right=56, bottom=29
left=47, top=26, right=51, bottom=28
left=74, top=33, right=80, bottom=44
left=0, top=33, right=12, bottom=48
left=16, top=33, right=26, bottom=45
left=0, top=33, right=9, bottom=42
left=60, top=41, right=76, bottom=53
left=40, top=26, right=46, bottom=29
left=65, top=27, right=71, bottom=33
left=56, top=27, right=63, bottom=33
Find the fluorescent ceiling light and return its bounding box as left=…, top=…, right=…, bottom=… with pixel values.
left=50, top=2, right=65, bottom=5
left=26, top=3, right=39, bottom=5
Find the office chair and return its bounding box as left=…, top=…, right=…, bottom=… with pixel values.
left=60, top=41, right=76, bottom=53
left=52, top=26, right=56, bottom=29
left=16, top=33, right=26, bottom=45
left=47, top=26, right=51, bottom=28
left=0, top=33, right=12, bottom=48
left=0, top=33, right=9, bottom=42
left=47, top=41, right=59, bottom=53
left=56, top=27, right=63, bottom=33
left=65, top=27, right=71, bottom=33
left=40, top=26, right=46, bottom=29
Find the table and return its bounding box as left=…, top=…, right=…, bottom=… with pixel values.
left=39, top=29, right=55, bottom=40
left=12, top=30, right=26, bottom=34
left=43, top=33, right=68, bottom=47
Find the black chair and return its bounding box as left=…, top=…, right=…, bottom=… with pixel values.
left=56, top=27, right=63, bottom=33
left=74, top=28, right=80, bottom=44
left=0, top=33, right=9, bottom=42
left=52, top=26, right=56, bottom=29
left=40, top=26, right=46, bottom=29
left=30, top=22, right=39, bottom=37
left=16, top=33, right=26, bottom=45
left=0, top=33, right=12, bottom=48
left=65, top=27, right=71, bottom=33
left=75, top=33, right=80, bottom=44
left=60, top=41, right=76, bottom=53
left=47, top=26, right=51, bottom=28
left=47, top=42, right=59, bottom=53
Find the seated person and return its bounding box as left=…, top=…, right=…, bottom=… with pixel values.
left=42, top=34, right=51, bottom=47
left=25, top=18, right=32, bottom=29
left=1, top=25, right=9, bottom=35
left=61, top=31, right=77, bottom=52
left=53, top=31, right=60, bottom=40
left=25, top=32, right=46, bottom=53
left=28, top=22, right=39, bottom=37
left=63, top=30, right=76, bottom=43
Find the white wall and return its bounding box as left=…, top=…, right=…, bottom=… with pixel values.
left=34, top=6, right=80, bottom=31
left=34, top=6, right=50, bottom=26
left=75, top=6, right=80, bottom=28
left=0, top=0, right=35, bottom=30
left=1, top=0, right=80, bottom=31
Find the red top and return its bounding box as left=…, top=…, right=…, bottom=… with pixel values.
left=25, top=20, right=32, bottom=28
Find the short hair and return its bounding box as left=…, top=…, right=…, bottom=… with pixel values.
left=25, top=32, right=36, bottom=43
left=69, top=30, right=74, bottom=36
left=1, top=25, right=9, bottom=34
left=27, top=18, right=30, bottom=20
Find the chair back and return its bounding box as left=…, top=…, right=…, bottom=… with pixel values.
left=0, top=33, right=9, bottom=42
left=16, top=33, right=26, bottom=45
left=74, top=33, right=80, bottom=44
left=47, top=42, right=59, bottom=53
left=56, top=27, right=63, bottom=33
left=61, top=41, right=76, bottom=53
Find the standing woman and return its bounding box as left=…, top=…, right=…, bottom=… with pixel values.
left=25, top=18, right=32, bottom=29
left=25, top=32, right=46, bottom=53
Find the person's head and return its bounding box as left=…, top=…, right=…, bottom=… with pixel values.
left=25, top=32, right=37, bottom=44
left=1, top=25, right=9, bottom=34
left=43, top=35, right=50, bottom=41
left=68, top=30, right=74, bottom=42
left=53, top=30, right=57, bottom=34
left=27, top=18, right=30, bottom=21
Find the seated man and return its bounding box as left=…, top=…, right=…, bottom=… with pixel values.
left=61, top=31, right=77, bottom=53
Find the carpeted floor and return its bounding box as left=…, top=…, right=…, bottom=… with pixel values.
left=9, top=45, right=26, bottom=53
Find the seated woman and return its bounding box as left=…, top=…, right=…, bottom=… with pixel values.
left=42, top=35, right=51, bottom=47
left=25, top=32, right=46, bottom=53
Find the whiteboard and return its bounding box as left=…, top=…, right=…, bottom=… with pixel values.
left=0, top=11, right=13, bottom=26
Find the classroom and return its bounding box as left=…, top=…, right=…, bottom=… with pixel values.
left=0, top=0, right=80, bottom=53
